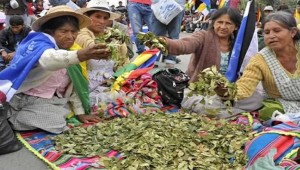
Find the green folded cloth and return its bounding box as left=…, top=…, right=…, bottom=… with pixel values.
left=259, top=99, right=284, bottom=121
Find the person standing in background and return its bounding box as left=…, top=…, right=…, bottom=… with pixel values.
left=151, top=0, right=185, bottom=68
left=2, top=0, right=32, bottom=27
left=127, top=0, right=152, bottom=54
left=116, top=1, right=127, bottom=14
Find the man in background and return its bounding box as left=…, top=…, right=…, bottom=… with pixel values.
left=0, top=15, right=31, bottom=70
left=116, top=1, right=127, bottom=14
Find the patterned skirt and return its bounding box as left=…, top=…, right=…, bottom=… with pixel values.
left=7, top=93, right=70, bottom=134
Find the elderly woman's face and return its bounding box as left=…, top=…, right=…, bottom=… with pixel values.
left=264, top=21, right=296, bottom=51
left=88, top=11, right=110, bottom=34
left=52, top=23, right=78, bottom=49
left=213, top=14, right=237, bottom=39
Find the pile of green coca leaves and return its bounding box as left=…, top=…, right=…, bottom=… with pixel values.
left=53, top=113, right=253, bottom=169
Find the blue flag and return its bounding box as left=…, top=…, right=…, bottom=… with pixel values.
left=225, top=0, right=256, bottom=82
left=0, top=32, right=56, bottom=101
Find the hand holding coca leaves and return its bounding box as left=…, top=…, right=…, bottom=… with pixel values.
left=188, top=66, right=237, bottom=114
left=137, top=32, right=168, bottom=55
left=95, top=27, right=130, bottom=61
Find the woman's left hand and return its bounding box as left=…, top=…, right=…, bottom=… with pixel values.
left=77, top=114, right=102, bottom=123
left=214, top=83, right=229, bottom=98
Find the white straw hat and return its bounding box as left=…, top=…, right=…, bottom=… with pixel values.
left=78, top=0, right=121, bottom=20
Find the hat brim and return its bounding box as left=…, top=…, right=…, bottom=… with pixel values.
left=31, top=11, right=91, bottom=31
left=77, top=8, right=121, bottom=20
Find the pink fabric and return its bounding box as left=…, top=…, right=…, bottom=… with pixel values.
left=129, top=0, right=151, bottom=5
left=24, top=69, right=70, bottom=98
left=229, top=0, right=240, bottom=8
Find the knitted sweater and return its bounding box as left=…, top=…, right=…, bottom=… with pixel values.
left=236, top=53, right=300, bottom=99
left=166, top=30, right=220, bottom=83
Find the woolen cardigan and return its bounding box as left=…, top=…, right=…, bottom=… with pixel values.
left=165, top=30, right=221, bottom=83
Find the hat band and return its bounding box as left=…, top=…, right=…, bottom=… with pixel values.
left=90, top=7, right=111, bottom=12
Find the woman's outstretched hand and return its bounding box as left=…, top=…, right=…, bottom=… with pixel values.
left=76, top=114, right=102, bottom=124
left=137, top=32, right=168, bottom=55
left=77, top=43, right=112, bottom=61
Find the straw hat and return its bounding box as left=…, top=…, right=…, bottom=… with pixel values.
left=78, top=0, right=121, bottom=20
left=31, top=5, right=91, bottom=31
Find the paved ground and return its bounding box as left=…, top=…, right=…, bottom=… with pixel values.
left=0, top=148, right=49, bottom=170
left=151, top=32, right=191, bottom=72
left=0, top=32, right=192, bottom=170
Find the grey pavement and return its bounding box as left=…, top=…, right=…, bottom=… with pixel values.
left=0, top=32, right=192, bottom=170
left=147, top=32, right=191, bottom=72
left=0, top=148, right=49, bottom=170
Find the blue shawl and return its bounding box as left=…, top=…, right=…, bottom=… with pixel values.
left=0, top=32, right=56, bottom=101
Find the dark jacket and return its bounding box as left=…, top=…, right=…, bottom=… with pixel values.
left=0, top=26, right=31, bottom=52
left=116, top=5, right=127, bottom=14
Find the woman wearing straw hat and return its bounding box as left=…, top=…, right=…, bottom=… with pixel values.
left=3, top=5, right=111, bottom=134
left=75, top=0, right=130, bottom=106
